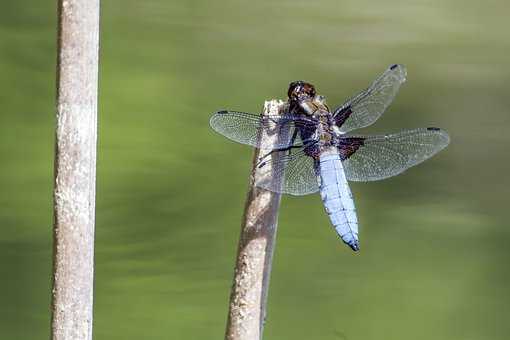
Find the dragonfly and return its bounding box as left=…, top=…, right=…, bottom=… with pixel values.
left=210, top=64, right=449, bottom=252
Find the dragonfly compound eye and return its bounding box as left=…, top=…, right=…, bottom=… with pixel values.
left=288, top=81, right=304, bottom=99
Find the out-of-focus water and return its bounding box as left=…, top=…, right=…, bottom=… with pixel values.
left=1, top=0, right=509, bottom=339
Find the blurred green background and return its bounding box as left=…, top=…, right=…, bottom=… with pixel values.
left=1, top=0, right=509, bottom=339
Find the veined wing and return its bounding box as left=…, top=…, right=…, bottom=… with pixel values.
left=340, top=128, right=450, bottom=182
left=333, top=64, right=407, bottom=133
left=256, top=145, right=319, bottom=196
left=210, top=110, right=317, bottom=150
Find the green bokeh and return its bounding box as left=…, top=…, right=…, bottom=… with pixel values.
left=1, top=0, right=509, bottom=339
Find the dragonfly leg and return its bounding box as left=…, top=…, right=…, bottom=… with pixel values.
left=288, top=129, right=299, bottom=154
left=257, top=129, right=299, bottom=167
left=256, top=144, right=303, bottom=169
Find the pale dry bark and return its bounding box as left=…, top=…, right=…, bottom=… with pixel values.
left=225, top=100, right=288, bottom=340
left=51, top=1, right=100, bottom=339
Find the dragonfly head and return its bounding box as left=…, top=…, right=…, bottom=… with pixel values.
left=288, top=81, right=317, bottom=115
left=288, top=81, right=316, bottom=101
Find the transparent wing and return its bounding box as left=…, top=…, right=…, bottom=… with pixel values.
left=333, top=64, right=407, bottom=132
left=342, top=128, right=450, bottom=182
left=256, top=146, right=319, bottom=196
left=210, top=110, right=317, bottom=150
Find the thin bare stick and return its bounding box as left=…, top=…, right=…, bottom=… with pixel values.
left=225, top=100, right=288, bottom=340
left=51, top=1, right=100, bottom=339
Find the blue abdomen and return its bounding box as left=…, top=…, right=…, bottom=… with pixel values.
left=316, top=149, right=359, bottom=251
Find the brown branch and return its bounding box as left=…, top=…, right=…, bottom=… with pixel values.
left=51, top=1, right=100, bottom=339
left=225, top=100, right=288, bottom=340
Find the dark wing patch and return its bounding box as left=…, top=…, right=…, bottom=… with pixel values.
left=337, top=137, right=365, bottom=161
left=333, top=105, right=353, bottom=128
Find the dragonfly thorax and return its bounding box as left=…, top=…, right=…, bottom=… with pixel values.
left=316, top=112, right=336, bottom=146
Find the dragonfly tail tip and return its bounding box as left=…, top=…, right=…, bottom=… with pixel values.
left=348, top=240, right=360, bottom=252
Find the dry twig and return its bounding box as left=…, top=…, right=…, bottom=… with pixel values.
left=225, top=100, right=288, bottom=340
left=51, top=1, right=100, bottom=339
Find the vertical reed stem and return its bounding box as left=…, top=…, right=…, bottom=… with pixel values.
left=51, top=1, right=100, bottom=339
left=225, top=100, right=288, bottom=340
